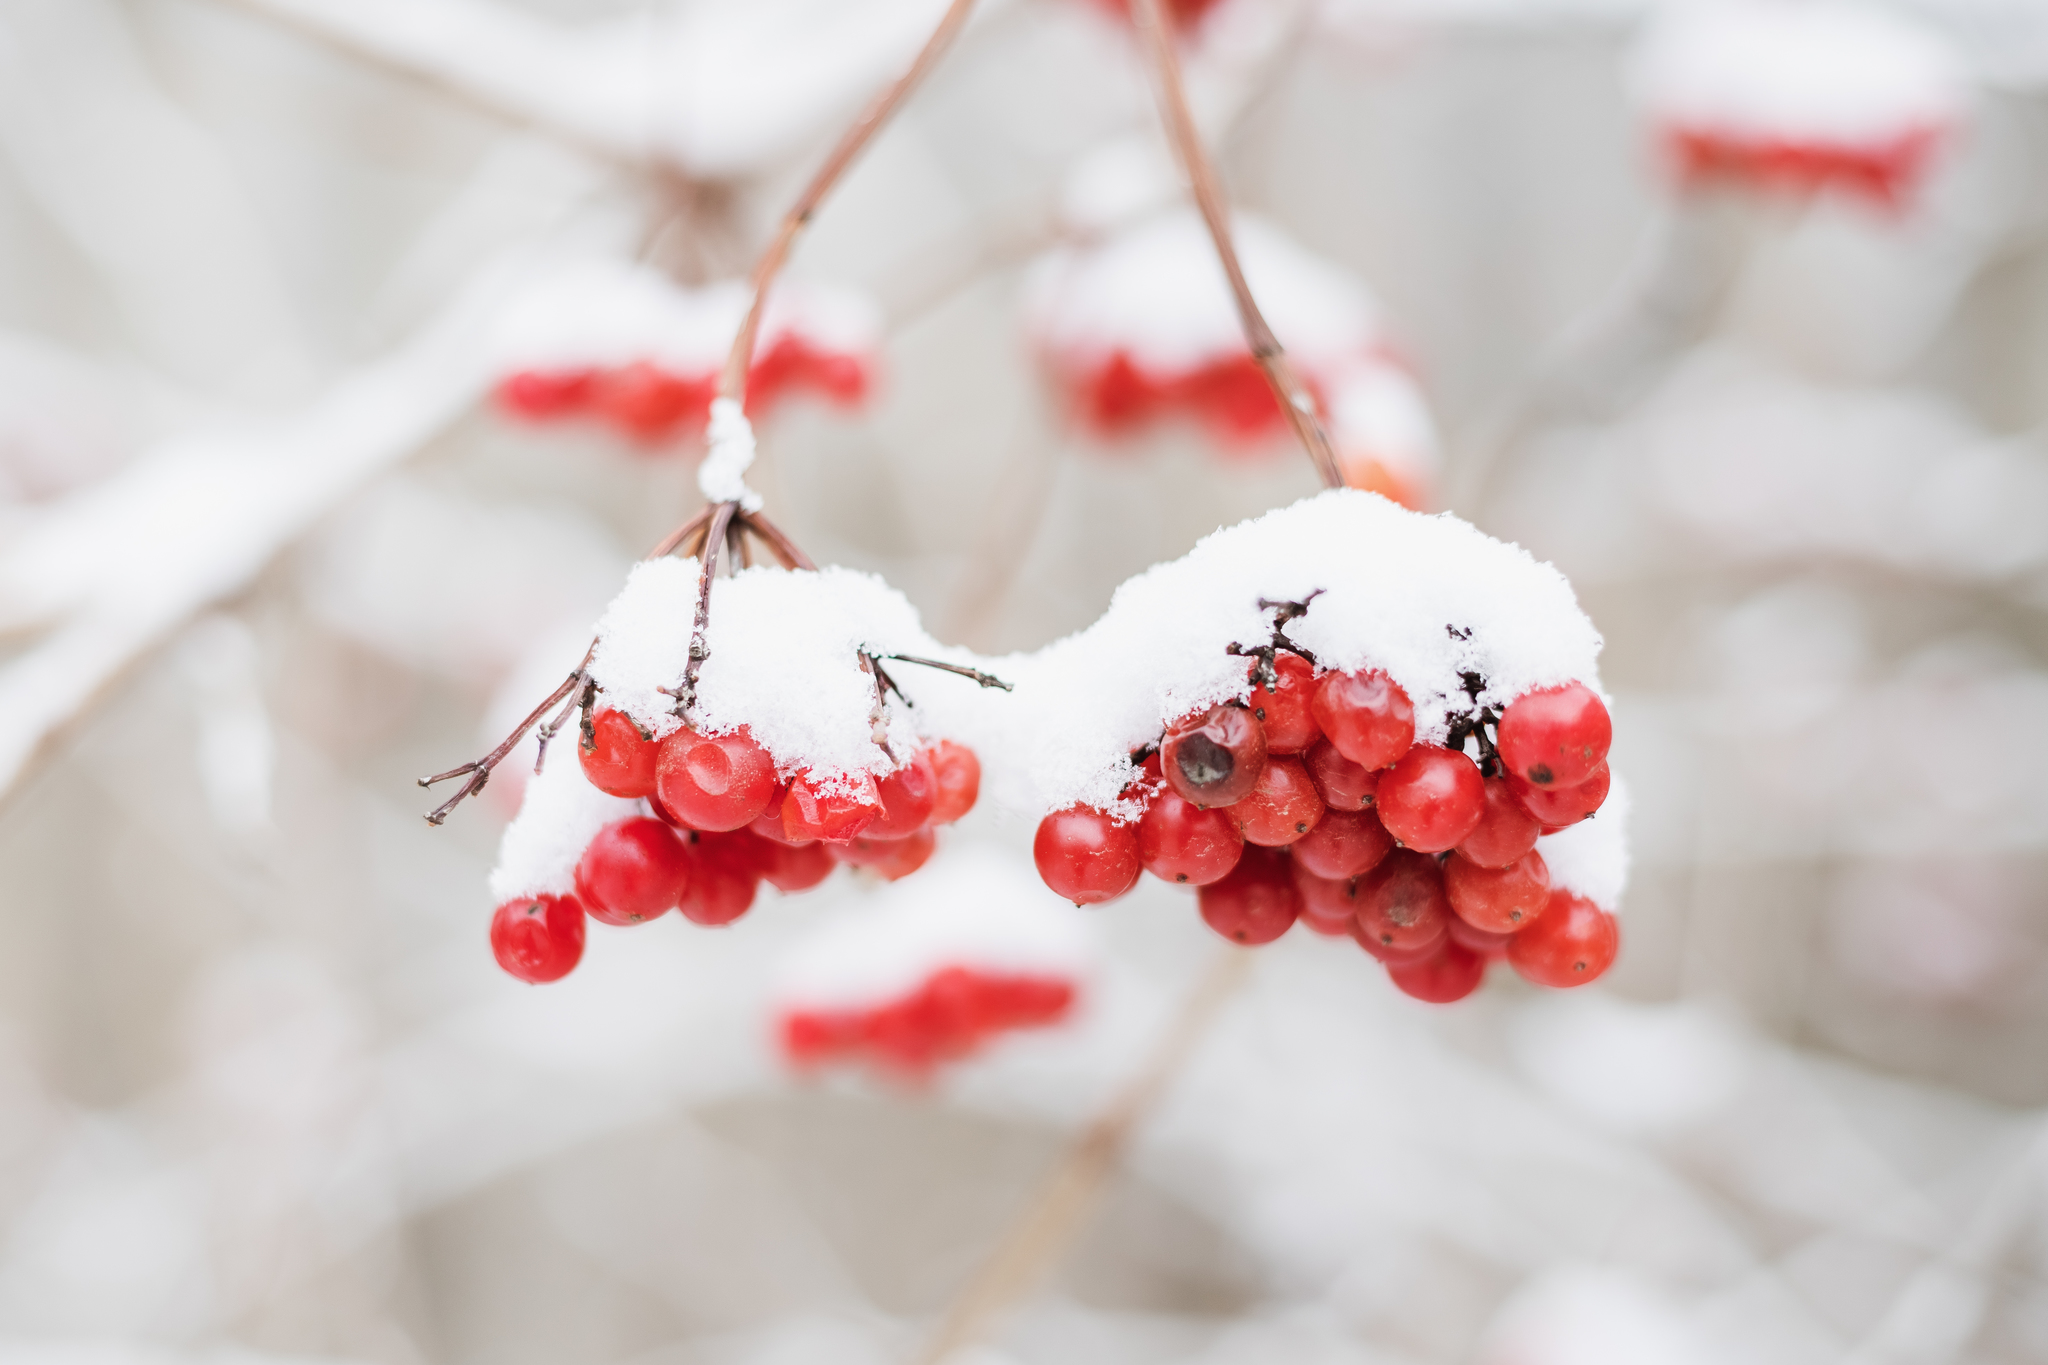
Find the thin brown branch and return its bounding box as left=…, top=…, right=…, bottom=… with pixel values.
left=717, top=0, right=980, bottom=405
left=417, top=646, right=593, bottom=825
left=881, top=654, right=1013, bottom=691
left=737, top=511, right=818, bottom=571
left=1129, top=0, right=1342, bottom=491
left=912, top=948, right=1254, bottom=1365
left=646, top=506, right=717, bottom=560
left=670, top=501, right=739, bottom=718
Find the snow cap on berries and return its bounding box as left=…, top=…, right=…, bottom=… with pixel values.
left=1537, top=775, right=1631, bottom=914
left=488, top=735, right=641, bottom=902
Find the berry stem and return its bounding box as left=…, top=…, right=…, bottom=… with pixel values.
left=912, top=947, right=1253, bottom=1365
left=879, top=653, right=1014, bottom=691
left=672, top=500, right=740, bottom=718
left=1128, top=0, right=1342, bottom=492
left=736, top=510, right=818, bottom=571
left=416, top=646, right=594, bottom=825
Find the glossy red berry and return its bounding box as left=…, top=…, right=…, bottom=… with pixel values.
left=592, top=361, right=711, bottom=443
left=1457, top=776, right=1542, bottom=868
left=1161, top=704, right=1267, bottom=809
left=1507, top=891, right=1619, bottom=988
left=1444, top=850, right=1550, bottom=934
left=573, top=818, right=690, bottom=926
left=490, top=895, right=586, bottom=983
left=928, top=741, right=981, bottom=824
left=832, top=826, right=938, bottom=882
left=1355, top=848, right=1452, bottom=958
left=1310, top=669, right=1414, bottom=771
left=1246, top=654, right=1321, bottom=753
left=783, top=770, right=883, bottom=843
left=1136, top=787, right=1243, bottom=886
left=1197, top=845, right=1300, bottom=945
left=1446, top=915, right=1515, bottom=959
left=1376, top=745, right=1487, bottom=853
left=752, top=835, right=835, bottom=893
left=1291, top=807, right=1394, bottom=881
left=579, top=708, right=660, bottom=799
left=676, top=831, right=760, bottom=926
left=1303, top=738, right=1379, bottom=811
left=497, top=368, right=595, bottom=421
left=1387, top=940, right=1486, bottom=1004
left=869, top=751, right=938, bottom=839
left=1034, top=806, right=1142, bottom=905
left=1291, top=861, right=1358, bottom=935
left=748, top=785, right=807, bottom=845
left=655, top=727, right=778, bottom=832
left=1506, top=762, right=1609, bottom=829
left=1231, top=756, right=1326, bottom=847
left=1497, top=682, right=1611, bottom=789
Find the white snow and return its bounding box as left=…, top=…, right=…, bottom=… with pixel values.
left=1536, top=774, right=1630, bottom=913
left=771, top=847, right=1096, bottom=1011
left=697, top=399, right=763, bottom=511
left=487, top=727, right=642, bottom=903
left=1630, top=0, right=1968, bottom=150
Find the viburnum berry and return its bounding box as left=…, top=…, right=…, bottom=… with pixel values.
left=1034, top=806, right=1142, bottom=905
left=1375, top=745, right=1486, bottom=853
left=677, top=831, right=761, bottom=926
left=1231, top=756, right=1326, bottom=847
left=1290, top=806, right=1393, bottom=881
left=1197, top=845, right=1300, bottom=945
left=1446, top=915, right=1515, bottom=959
left=783, top=770, right=884, bottom=843
left=748, top=787, right=806, bottom=844
left=1354, top=848, right=1452, bottom=959
left=497, top=369, right=595, bottom=421
left=1160, top=704, right=1266, bottom=808
left=831, top=826, right=938, bottom=882
left=579, top=708, right=660, bottom=798
left=869, top=751, right=938, bottom=839
left=1246, top=654, right=1321, bottom=753
left=1456, top=776, right=1542, bottom=868
left=1387, top=940, right=1486, bottom=1004
left=1497, top=682, right=1611, bottom=789
left=1443, top=849, right=1550, bottom=934
left=753, top=837, right=835, bottom=893
left=1506, top=762, right=1609, bottom=829
left=592, top=361, right=711, bottom=443
left=490, top=895, right=586, bottom=983
left=656, top=726, right=778, bottom=831
left=1291, top=861, right=1358, bottom=935
left=1136, top=787, right=1243, bottom=886
left=1507, top=891, right=1619, bottom=988
left=573, top=817, right=691, bottom=925
left=1303, top=738, right=1379, bottom=811
left=927, top=740, right=981, bottom=824
left=1310, top=669, right=1414, bottom=771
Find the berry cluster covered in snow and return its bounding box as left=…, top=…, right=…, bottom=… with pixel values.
left=489, top=259, right=880, bottom=445
left=1630, top=0, right=1969, bottom=209
left=1026, top=210, right=1438, bottom=506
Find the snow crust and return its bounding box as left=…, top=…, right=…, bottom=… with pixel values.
left=771, top=848, right=1096, bottom=1011
left=487, top=733, right=640, bottom=903
left=1537, top=775, right=1629, bottom=914
left=1630, top=0, right=1967, bottom=148
left=697, top=399, right=763, bottom=511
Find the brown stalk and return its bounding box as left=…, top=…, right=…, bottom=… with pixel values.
left=417, top=644, right=594, bottom=824
left=911, top=948, right=1254, bottom=1364
left=1128, top=0, right=1342, bottom=491
left=671, top=501, right=740, bottom=718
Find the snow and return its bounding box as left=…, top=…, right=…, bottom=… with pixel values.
left=487, top=731, right=641, bottom=903
left=697, top=398, right=763, bottom=511
left=771, top=847, right=1096, bottom=1010
left=1324, top=357, right=1440, bottom=486
left=1630, top=0, right=1967, bottom=150
left=1537, top=775, right=1629, bottom=913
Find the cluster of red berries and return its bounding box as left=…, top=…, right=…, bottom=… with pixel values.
left=1665, top=126, right=1939, bottom=210
left=1088, top=0, right=1227, bottom=31
left=781, top=968, right=1076, bottom=1078
left=495, top=337, right=869, bottom=446
left=489, top=710, right=980, bottom=983
left=1032, top=657, right=1619, bottom=1003
left=1061, top=351, right=1302, bottom=450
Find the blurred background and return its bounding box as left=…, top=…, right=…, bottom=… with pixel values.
left=2, top=0, right=2047, bottom=1361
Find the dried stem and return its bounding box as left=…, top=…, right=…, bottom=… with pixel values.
left=416, top=645, right=594, bottom=825
left=671, top=501, right=740, bottom=718
left=881, top=654, right=1013, bottom=691
left=718, top=0, right=980, bottom=405
left=532, top=677, right=593, bottom=775
left=912, top=948, right=1254, bottom=1365
left=736, top=510, right=818, bottom=571
left=1129, top=0, right=1342, bottom=491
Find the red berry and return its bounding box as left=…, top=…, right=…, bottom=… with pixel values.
left=1456, top=776, right=1541, bottom=868
left=1447, top=915, right=1515, bottom=959
left=748, top=785, right=808, bottom=845
left=1387, top=940, right=1486, bottom=1004
left=928, top=740, right=981, bottom=824
left=1376, top=745, right=1487, bottom=853
left=1291, top=860, right=1358, bottom=935
left=1246, top=654, right=1321, bottom=753
left=1197, top=845, right=1300, bottom=945
left=1444, top=850, right=1550, bottom=934
left=1507, top=891, right=1619, bottom=988
left=655, top=727, right=777, bottom=832
left=1034, top=806, right=1142, bottom=905
left=1161, top=704, right=1267, bottom=809
left=1232, top=756, right=1326, bottom=847
left=579, top=708, right=660, bottom=799
left=592, top=361, right=712, bottom=443
left=1291, top=806, right=1394, bottom=881
left=490, top=895, right=586, bottom=983
left=1497, top=682, right=1611, bottom=789
left=1506, top=762, right=1609, bottom=829
left=869, top=751, right=939, bottom=839
left=752, top=835, right=834, bottom=893
left=1355, top=848, right=1452, bottom=958
left=832, top=826, right=937, bottom=882
left=496, top=368, right=595, bottom=421
left=782, top=770, right=883, bottom=843
left=1303, top=738, right=1379, bottom=811
left=1310, top=669, right=1414, bottom=771
left=676, top=831, right=760, bottom=926
left=1137, top=787, right=1243, bottom=886
left=573, top=818, right=691, bottom=925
